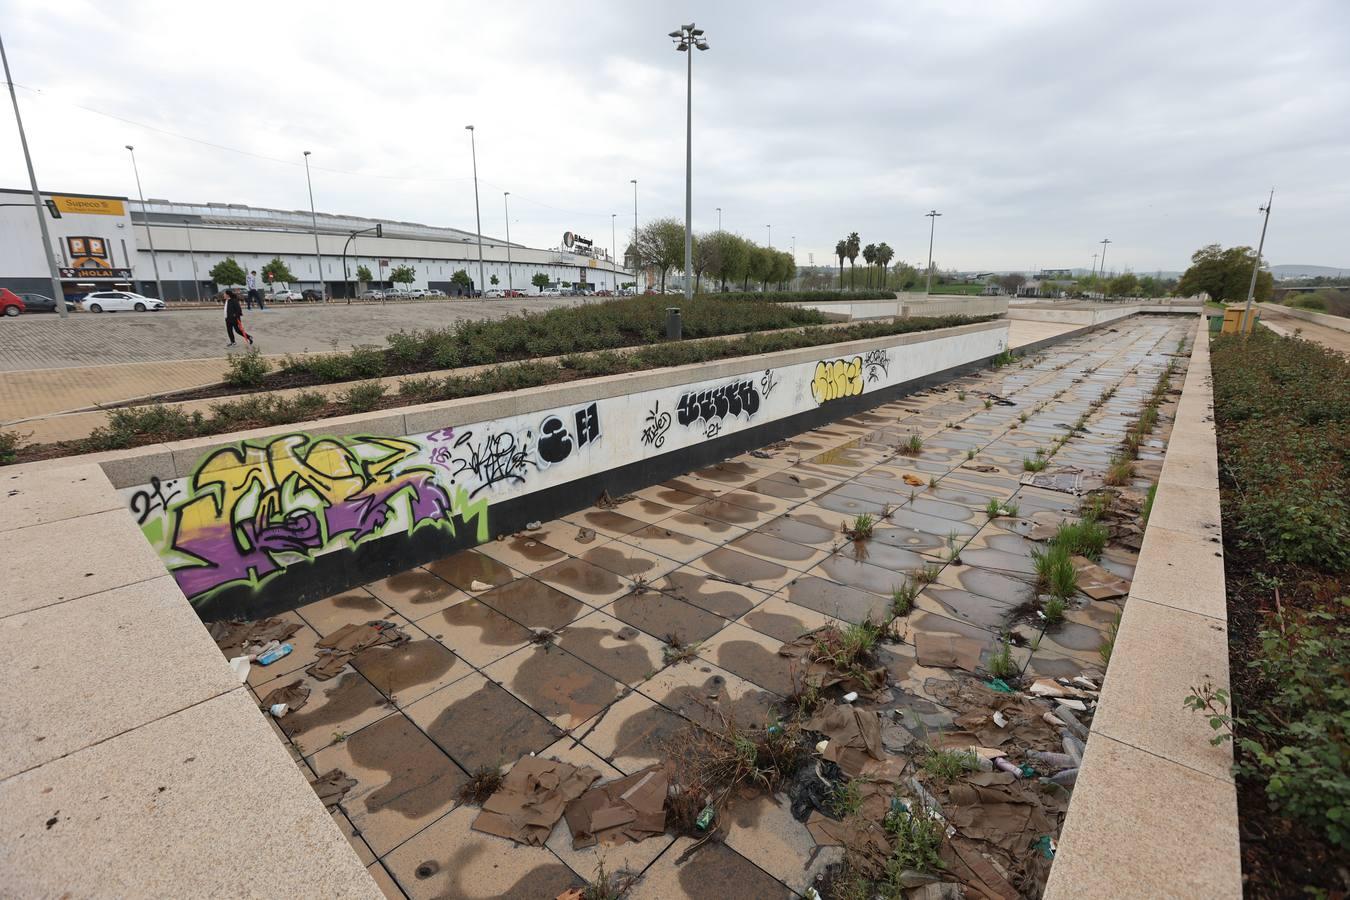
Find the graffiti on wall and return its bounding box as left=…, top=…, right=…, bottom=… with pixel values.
left=760, top=368, right=780, bottom=400
left=863, top=349, right=890, bottom=383
left=640, top=400, right=673, bottom=448
left=811, top=356, right=865, bottom=404
left=675, top=379, right=762, bottom=438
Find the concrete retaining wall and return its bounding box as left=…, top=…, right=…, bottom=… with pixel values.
left=1271, top=304, right=1350, bottom=332
left=787, top=296, right=1008, bottom=321
left=113, top=319, right=1010, bottom=619
left=1046, top=324, right=1241, bottom=899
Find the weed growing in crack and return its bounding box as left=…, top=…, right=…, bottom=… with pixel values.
left=843, top=513, right=877, bottom=541
left=1105, top=455, right=1135, bottom=486
left=986, top=638, right=1018, bottom=679
left=890, top=581, right=919, bottom=616
left=458, top=765, right=504, bottom=805
left=1042, top=596, right=1067, bottom=624
left=922, top=747, right=979, bottom=781
left=1023, top=456, right=1049, bottom=473
left=899, top=433, right=924, bottom=456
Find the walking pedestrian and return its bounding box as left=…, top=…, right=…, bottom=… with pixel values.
left=246, top=270, right=266, bottom=310
left=225, top=289, right=254, bottom=348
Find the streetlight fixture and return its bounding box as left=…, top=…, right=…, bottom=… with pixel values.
left=302, top=151, right=325, bottom=299
left=671, top=22, right=709, bottom=301
left=766, top=224, right=771, bottom=249
left=2, top=31, right=67, bottom=318
left=1240, top=190, right=1274, bottom=334
left=503, top=191, right=513, bottom=293
left=182, top=220, right=201, bottom=303
left=125, top=145, right=164, bottom=304
left=925, top=209, right=942, bottom=295
left=630, top=179, right=638, bottom=291
left=465, top=126, right=486, bottom=298
left=1098, top=238, right=1112, bottom=282
left=611, top=213, right=617, bottom=292
left=791, top=235, right=797, bottom=289
left=716, top=207, right=722, bottom=231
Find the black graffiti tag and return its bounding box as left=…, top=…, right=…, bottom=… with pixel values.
left=451, top=430, right=533, bottom=496
left=538, top=402, right=601, bottom=465
left=641, top=401, right=672, bottom=448
left=863, top=349, right=891, bottom=383
left=675, top=380, right=761, bottom=430
left=760, top=368, right=779, bottom=399
left=130, top=475, right=180, bottom=525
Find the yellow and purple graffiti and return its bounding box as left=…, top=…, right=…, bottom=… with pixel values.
left=810, top=356, right=865, bottom=404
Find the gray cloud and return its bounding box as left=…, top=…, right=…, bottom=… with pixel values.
left=1, top=0, right=1346, bottom=272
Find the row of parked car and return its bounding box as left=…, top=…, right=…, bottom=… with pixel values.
left=358, top=287, right=448, bottom=301
left=0, top=288, right=166, bottom=316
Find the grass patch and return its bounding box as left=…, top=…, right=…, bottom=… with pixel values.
left=842, top=513, right=876, bottom=542
left=1032, top=543, right=1078, bottom=600
left=1053, top=520, right=1107, bottom=560
left=898, top=433, right=924, bottom=456
left=1042, top=596, right=1067, bottom=624
left=922, top=747, right=979, bottom=781
left=1022, top=455, right=1048, bottom=473
left=1104, top=454, right=1135, bottom=486
left=986, top=638, right=1017, bottom=679
left=890, top=581, right=919, bottom=617
left=1142, top=483, right=1158, bottom=526
left=223, top=349, right=272, bottom=388
left=883, top=804, right=946, bottom=878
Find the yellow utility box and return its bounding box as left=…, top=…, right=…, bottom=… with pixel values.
left=1221, top=307, right=1259, bottom=334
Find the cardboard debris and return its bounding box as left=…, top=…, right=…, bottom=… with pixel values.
left=806, top=704, right=885, bottom=777
left=944, top=782, right=1054, bottom=852
left=563, top=765, right=668, bottom=849
left=309, top=768, right=356, bottom=811
left=307, top=620, right=409, bottom=680
left=472, top=756, right=601, bottom=846
left=805, top=810, right=893, bottom=876
left=1071, top=556, right=1132, bottom=599
left=1020, top=467, right=1084, bottom=495
left=1028, top=678, right=1092, bottom=700
left=961, top=464, right=999, bottom=473
left=903, top=473, right=926, bottom=486
left=914, top=632, right=984, bottom=672
left=208, top=617, right=301, bottom=657
left=260, top=679, right=311, bottom=714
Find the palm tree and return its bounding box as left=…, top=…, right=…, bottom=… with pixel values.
left=862, top=243, right=877, bottom=289
left=846, top=232, right=860, bottom=291
left=876, top=242, right=894, bottom=290
left=835, top=240, right=847, bottom=290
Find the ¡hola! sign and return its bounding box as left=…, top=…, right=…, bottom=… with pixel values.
left=52, top=196, right=126, bottom=216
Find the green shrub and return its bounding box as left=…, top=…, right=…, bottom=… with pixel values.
left=1053, top=520, right=1107, bottom=560
left=922, top=747, right=979, bottom=781
left=223, top=349, right=272, bottom=388
left=87, top=405, right=206, bottom=450
left=890, top=581, right=919, bottom=616
left=1032, top=543, right=1077, bottom=599
left=0, top=430, right=22, bottom=465
left=1288, top=293, right=1327, bottom=311
left=340, top=381, right=387, bottom=412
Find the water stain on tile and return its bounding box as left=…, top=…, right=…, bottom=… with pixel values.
left=343, top=714, right=465, bottom=822
left=534, top=558, right=628, bottom=604
left=741, top=608, right=811, bottom=643
left=421, top=681, right=561, bottom=770
left=656, top=672, right=776, bottom=731
left=425, top=550, right=516, bottom=592
left=834, top=540, right=926, bottom=572
left=659, top=570, right=761, bottom=619
left=815, top=555, right=912, bottom=597
left=438, top=599, right=534, bottom=646
left=351, top=639, right=459, bottom=699
left=726, top=531, right=819, bottom=566
left=581, top=545, right=661, bottom=578
left=693, top=499, right=764, bottom=526
left=698, top=548, right=789, bottom=586
left=609, top=703, right=688, bottom=766
left=756, top=514, right=837, bottom=548
left=611, top=591, right=727, bottom=644
left=674, top=834, right=795, bottom=898
left=277, top=672, right=385, bottom=743
left=365, top=569, right=457, bottom=611
left=947, top=565, right=1034, bottom=605
left=509, top=645, right=621, bottom=728
left=494, top=534, right=567, bottom=565
left=784, top=576, right=890, bottom=625
left=708, top=639, right=793, bottom=697
left=918, top=585, right=1017, bottom=631
left=556, top=622, right=656, bottom=684
left=478, top=577, right=585, bottom=630
left=434, top=844, right=582, bottom=900
left=574, top=509, right=647, bottom=535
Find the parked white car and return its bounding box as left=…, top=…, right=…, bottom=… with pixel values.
left=483, top=289, right=506, bottom=298
left=538, top=288, right=562, bottom=297
left=384, top=288, right=412, bottom=300
left=267, top=288, right=304, bottom=302
left=80, top=291, right=165, bottom=313
left=423, top=288, right=446, bottom=298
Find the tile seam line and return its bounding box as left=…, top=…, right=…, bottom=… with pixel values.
left=0, top=571, right=168, bottom=622
left=0, top=683, right=243, bottom=785
left=0, top=503, right=125, bottom=535
left=1088, top=730, right=1236, bottom=787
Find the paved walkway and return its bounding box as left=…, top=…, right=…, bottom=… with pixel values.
left=1257, top=305, right=1350, bottom=354
left=203, top=316, right=1190, bottom=898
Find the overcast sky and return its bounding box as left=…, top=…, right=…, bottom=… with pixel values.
left=2, top=0, right=1347, bottom=273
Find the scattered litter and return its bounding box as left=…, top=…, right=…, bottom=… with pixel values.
left=806, top=704, right=885, bottom=777
left=778, top=626, right=886, bottom=694
left=261, top=679, right=311, bottom=715
left=525, top=521, right=542, bottom=530
left=841, top=691, right=859, bottom=704
left=307, top=620, right=409, bottom=680
left=1053, top=705, right=1090, bottom=740
left=695, top=803, right=716, bottom=831
left=962, top=464, right=999, bottom=473
left=750, top=449, right=773, bottom=459
left=575, top=527, right=597, bottom=544
left=903, top=473, right=926, bottom=486
left=469, top=580, right=492, bottom=592
left=209, top=617, right=301, bottom=658
left=228, top=656, right=250, bottom=683
left=1050, top=768, right=1078, bottom=787
left=269, top=703, right=288, bottom=717
left=472, top=756, right=601, bottom=845
left=563, top=765, right=667, bottom=849
left=595, top=490, right=617, bottom=509
left=985, top=678, right=1014, bottom=693
left=992, top=711, right=1008, bottom=729
left=1062, top=734, right=1086, bottom=763
left=993, top=757, right=1023, bottom=778
left=1033, top=834, right=1057, bottom=859
left=1055, top=698, right=1088, bottom=712
left=309, top=768, right=356, bottom=811
left=1020, top=467, right=1084, bottom=495
left=815, top=739, right=830, bottom=754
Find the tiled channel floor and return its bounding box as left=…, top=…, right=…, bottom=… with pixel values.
left=219, top=315, right=1194, bottom=899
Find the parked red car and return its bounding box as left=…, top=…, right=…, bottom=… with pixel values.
left=1, top=288, right=26, bottom=317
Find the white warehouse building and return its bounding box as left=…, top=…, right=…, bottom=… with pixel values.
left=0, top=187, right=633, bottom=300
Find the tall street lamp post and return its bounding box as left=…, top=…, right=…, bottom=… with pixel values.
left=670, top=23, right=709, bottom=301
left=611, top=213, right=617, bottom=292
left=503, top=191, right=513, bottom=293
left=630, top=178, right=638, bottom=291
left=465, top=126, right=486, bottom=298
left=791, top=235, right=796, bottom=289
left=1098, top=238, right=1111, bottom=282
left=925, top=209, right=942, bottom=295
left=2, top=31, right=67, bottom=318
left=125, top=145, right=163, bottom=304
left=1240, top=190, right=1274, bottom=334
left=302, top=151, right=325, bottom=299
left=183, top=220, right=201, bottom=303
left=716, top=207, right=721, bottom=231
left=766, top=224, right=771, bottom=248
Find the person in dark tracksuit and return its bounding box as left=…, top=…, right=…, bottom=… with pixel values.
left=225, top=290, right=254, bottom=347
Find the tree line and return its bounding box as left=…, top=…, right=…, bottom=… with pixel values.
left=625, top=219, right=797, bottom=292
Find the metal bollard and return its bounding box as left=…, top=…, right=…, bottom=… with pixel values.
left=666, top=307, right=682, bottom=340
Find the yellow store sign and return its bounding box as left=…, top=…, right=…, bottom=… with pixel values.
left=52, top=196, right=126, bottom=216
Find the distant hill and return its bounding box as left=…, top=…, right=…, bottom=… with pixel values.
left=1271, top=264, right=1347, bottom=280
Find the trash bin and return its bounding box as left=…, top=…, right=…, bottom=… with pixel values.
left=666, top=307, right=682, bottom=340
